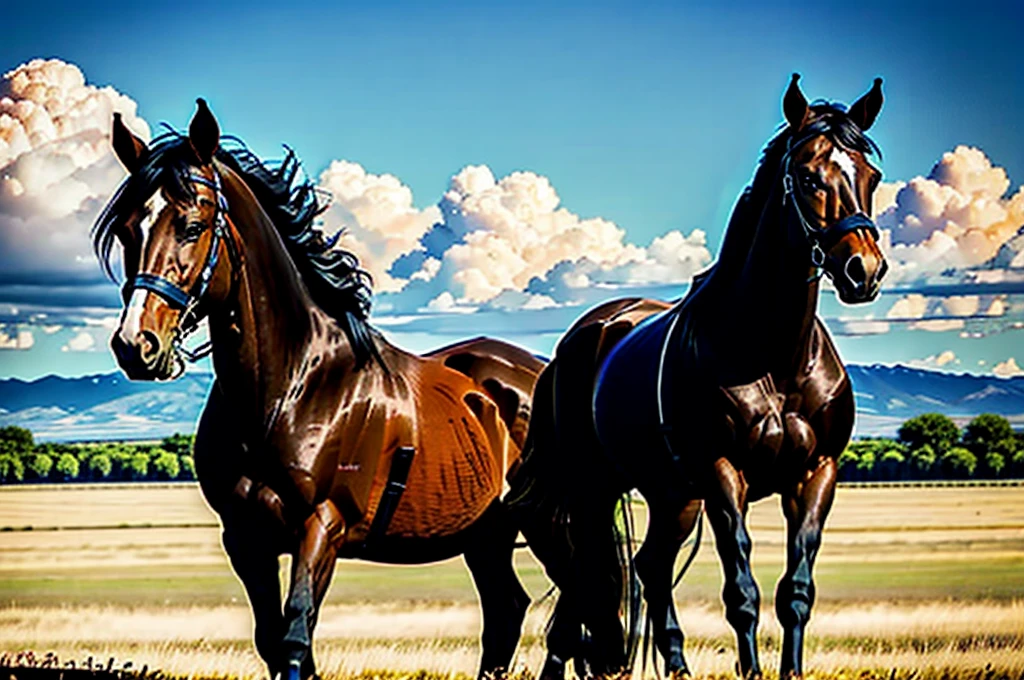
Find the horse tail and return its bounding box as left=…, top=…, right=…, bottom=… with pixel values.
left=505, top=362, right=572, bottom=582
left=615, top=492, right=644, bottom=672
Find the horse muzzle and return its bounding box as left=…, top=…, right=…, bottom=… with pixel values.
left=111, top=329, right=177, bottom=381
left=829, top=250, right=886, bottom=304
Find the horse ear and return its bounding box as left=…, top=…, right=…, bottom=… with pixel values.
left=849, top=77, right=883, bottom=131
left=112, top=113, right=148, bottom=173
left=783, top=73, right=810, bottom=131
left=188, top=98, right=220, bottom=165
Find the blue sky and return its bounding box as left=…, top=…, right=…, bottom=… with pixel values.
left=1, top=0, right=1023, bottom=379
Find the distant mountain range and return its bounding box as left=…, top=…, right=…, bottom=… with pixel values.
left=1, top=365, right=1022, bottom=441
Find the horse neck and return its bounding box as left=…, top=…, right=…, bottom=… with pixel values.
left=722, top=185, right=820, bottom=379
left=207, top=168, right=328, bottom=431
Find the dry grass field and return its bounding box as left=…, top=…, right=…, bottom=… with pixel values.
left=1, top=483, right=1022, bottom=678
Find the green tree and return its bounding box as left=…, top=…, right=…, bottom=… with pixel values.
left=55, top=453, right=80, bottom=480
left=1013, top=448, right=1024, bottom=477
left=879, top=448, right=907, bottom=480
left=126, top=453, right=149, bottom=480
left=180, top=455, right=196, bottom=480
left=908, top=444, right=937, bottom=478
left=941, top=446, right=977, bottom=478
left=963, top=414, right=1014, bottom=453
left=88, top=454, right=113, bottom=480
left=27, top=453, right=53, bottom=481
left=984, top=451, right=1006, bottom=477
left=899, top=413, right=960, bottom=458
left=152, top=450, right=180, bottom=480
left=0, top=426, right=34, bottom=455
left=0, top=454, right=25, bottom=482
left=161, top=433, right=194, bottom=456
left=964, top=414, right=1017, bottom=477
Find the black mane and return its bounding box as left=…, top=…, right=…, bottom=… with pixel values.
left=93, top=132, right=380, bottom=369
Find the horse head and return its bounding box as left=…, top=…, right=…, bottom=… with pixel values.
left=101, top=99, right=239, bottom=380
left=781, top=74, right=887, bottom=304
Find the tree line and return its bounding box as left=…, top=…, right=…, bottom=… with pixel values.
left=0, top=427, right=196, bottom=483
left=839, top=413, right=1024, bottom=481
left=1, top=413, right=1022, bottom=484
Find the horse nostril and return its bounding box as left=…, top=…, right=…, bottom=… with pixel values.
left=111, top=332, right=132, bottom=364
left=138, top=330, right=162, bottom=363
left=845, top=255, right=867, bottom=288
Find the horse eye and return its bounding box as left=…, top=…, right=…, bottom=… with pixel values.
left=801, top=172, right=825, bottom=192
left=182, top=221, right=207, bottom=242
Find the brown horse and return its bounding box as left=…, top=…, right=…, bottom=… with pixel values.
left=93, top=100, right=545, bottom=680
left=509, top=75, right=887, bottom=680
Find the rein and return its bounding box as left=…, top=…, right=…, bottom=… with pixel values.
left=125, top=170, right=241, bottom=363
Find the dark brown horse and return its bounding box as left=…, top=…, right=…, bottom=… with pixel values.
left=94, top=100, right=545, bottom=680
left=509, top=75, right=887, bottom=680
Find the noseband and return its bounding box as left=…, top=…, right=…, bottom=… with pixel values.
left=124, top=170, right=240, bottom=362
left=782, top=149, right=880, bottom=280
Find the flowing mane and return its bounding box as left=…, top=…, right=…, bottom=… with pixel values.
left=93, top=132, right=380, bottom=367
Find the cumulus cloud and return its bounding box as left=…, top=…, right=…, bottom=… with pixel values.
left=0, top=58, right=149, bottom=289
left=876, top=146, right=1024, bottom=281
left=61, top=329, right=96, bottom=352
left=910, top=350, right=958, bottom=370
left=314, top=162, right=712, bottom=311
left=992, top=357, right=1024, bottom=378
left=436, top=166, right=648, bottom=301
left=0, top=327, right=33, bottom=350
left=317, top=160, right=441, bottom=292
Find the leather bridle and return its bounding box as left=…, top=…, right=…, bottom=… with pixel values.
left=123, top=169, right=241, bottom=362
left=781, top=144, right=880, bottom=281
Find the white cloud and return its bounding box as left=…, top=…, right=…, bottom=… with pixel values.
left=0, top=327, right=33, bottom=350
left=422, top=291, right=477, bottom=314
left=61, top=330, right=96, bottom=352
left=876, top=146, right=1024, bottom=281
left=317, top=160, right=441, bottom=292
left=992, top=357, right=1024, bottom=378
left=437, top=166, right=648, bottom=301
left=910, top=318, right=964, bottom=332
left=837, top=318, right=891, bottom=335
left=329, top=163, right=712, bottom=311
left=0, top=58, right=149, bottom=287
left=910, top=350, right=959, bottom=369
left=886, top=294, right=929, bottom=319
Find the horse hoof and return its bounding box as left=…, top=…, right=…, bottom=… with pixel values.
left=286, top=660, right=303, bottom=680
left=668, top=668, right=692, bottom=680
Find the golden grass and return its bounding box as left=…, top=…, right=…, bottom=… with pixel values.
left=1, top=485, right=1023, bottom=678
left=2, top=601, right=1022, bottom=678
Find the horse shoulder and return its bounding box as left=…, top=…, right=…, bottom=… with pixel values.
left=788, top=319, right=855, bottom=460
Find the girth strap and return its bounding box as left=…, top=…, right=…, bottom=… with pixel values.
left=365, top=446, right=416, bottom=543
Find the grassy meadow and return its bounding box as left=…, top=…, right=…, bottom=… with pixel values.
left=0, top=484, right=1022, bottom=678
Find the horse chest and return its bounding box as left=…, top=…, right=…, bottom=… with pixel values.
left=717, top=374, right=818, bottom=475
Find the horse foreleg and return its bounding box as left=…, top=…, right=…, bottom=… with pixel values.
left=222, top=523, right=285, bottom=678
left=706, top=458, right=762, bottom=679
left=635, top=498, right=702, bottom=677
left=464, top=501, right=530, bottom=678
left=776, top=458, right=837, bottom=679
left=282, top=500, right=344, bottom=680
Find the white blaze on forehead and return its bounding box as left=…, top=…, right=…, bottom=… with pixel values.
left=830, top=147, right=858, bottom=188
left=139, top=192, right=168, bottom=239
